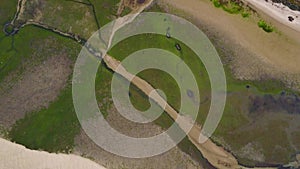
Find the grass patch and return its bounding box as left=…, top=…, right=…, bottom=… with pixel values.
left=145, top=3, right=164, bottom=12
left=0, top=25, right=79, bottom=84
left=108, top=33, right=211, bottom=114
left=21, top=0, right=98, bottom=39
left=221, top=1, right=243, bottom=14
left=89, top=0, right=120, bottom=25
left=136, top=69, right=181, bottom=111
left=2, top=25, right=80, bottom=152
left=95, top=64, right=114, bottom=118
left=120, top=7, right=132, bottom=16
left=258, top=20, right=274, bottom=33
left=210, top=0, right=251, bottom=18
left=9, top=86, right=80, bottom=153
left=0, top=0, right=18, bottom=26
left=241, top=11, right=250, bottom=18
left=212, top=0, right=222, bottom=8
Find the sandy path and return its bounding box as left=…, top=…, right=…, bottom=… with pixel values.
left=0, top=138, right=106, bottom=169
left=11, top=0, right=27, bottom=25
left=158, top=0, right=300, bottom=76
left=102, top=54, right=243, bottom=169
left=98, top=1, right=277, bottom=168
left=103, top=54, right=280, bottom=169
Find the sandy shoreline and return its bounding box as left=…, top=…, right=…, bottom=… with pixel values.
left=0, top=138, right=106, bottom=169
left=244, top=0, right=300, bottom=33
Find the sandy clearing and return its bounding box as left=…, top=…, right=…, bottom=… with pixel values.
left=0, top=138, right=106, bottom=169
left=158, top=0, right=300, bottom=77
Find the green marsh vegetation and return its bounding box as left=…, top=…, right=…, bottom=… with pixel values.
left=20, top=0, right=121, bottom=39
left=257, top=20, right=274, bottom=33
left=88, top=0, right=120, bottom=25
left=211, top=0, right=275, bottom=33
left=211, top=0, right=251, bottom=17
left=21, top=0, right=97, bottom=39
left=3, top=26, right=80, bottom=152
left=5, top=0, right=120, bottom=153
left=0, top=26, right=79, bottom=84
left=0, top=1, right=18, bottom=25
left=0, top=0, right=18, bottom=81
left=10, top=86, right=80, bottom=153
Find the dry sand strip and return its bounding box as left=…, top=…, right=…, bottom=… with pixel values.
left=102, top=55, right=275, bottom=169
left=0, top=138, right=107, bottom=169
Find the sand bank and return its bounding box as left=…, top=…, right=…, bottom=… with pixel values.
left=0, top=138, right=106, bottom=169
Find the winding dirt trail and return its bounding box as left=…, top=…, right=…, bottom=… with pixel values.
left=102, top=54, right=242, bottom=169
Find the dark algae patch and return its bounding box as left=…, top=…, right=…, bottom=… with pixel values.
left=249, top=93, right=300, bottom=115
left=272, top=0, right=300, bottom=11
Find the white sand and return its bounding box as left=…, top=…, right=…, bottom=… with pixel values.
left=244, top=0, right=300, bottom=32
left=0, top=138, right=106, bottom=169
